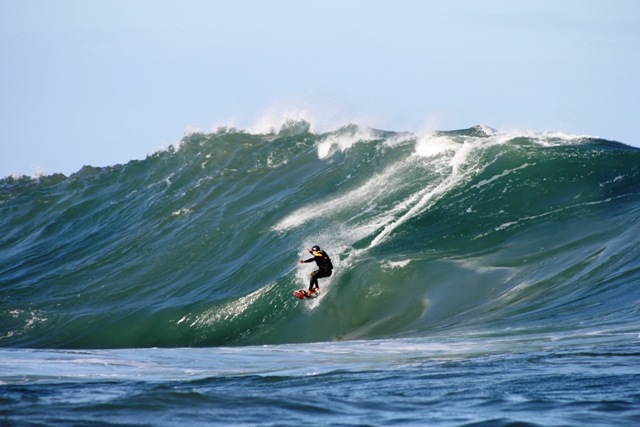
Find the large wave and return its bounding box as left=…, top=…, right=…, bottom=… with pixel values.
left=2, top=122, right=639, bottom=348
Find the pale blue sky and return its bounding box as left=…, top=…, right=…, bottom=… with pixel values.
left=1, top=0, right=639, bottom=177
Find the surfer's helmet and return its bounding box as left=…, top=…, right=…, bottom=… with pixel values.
left=311, top=245, right=321, bottom=252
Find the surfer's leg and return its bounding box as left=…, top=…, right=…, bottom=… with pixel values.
left=309, top=271, right=319, bottom=291
left=310, top=269, right=331, bottom=291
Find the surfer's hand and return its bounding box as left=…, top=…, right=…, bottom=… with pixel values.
left=299, top=260, right=304, bottom=264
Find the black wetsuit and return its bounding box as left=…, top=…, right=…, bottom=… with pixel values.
left=302, top=250, right=333, bottom=291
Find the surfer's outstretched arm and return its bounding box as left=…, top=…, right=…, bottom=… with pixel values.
left=299, top=248, right=314, bottom=264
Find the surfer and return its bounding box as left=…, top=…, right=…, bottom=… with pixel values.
left=299, top=245, right=333, bottom=297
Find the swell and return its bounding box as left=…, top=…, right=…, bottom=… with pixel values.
left=1, top=123, right=639, bottom=348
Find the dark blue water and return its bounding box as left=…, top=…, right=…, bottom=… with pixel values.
left=2, top=338, right=640, bottom=426
left=1, top=123, right=640, bottom=425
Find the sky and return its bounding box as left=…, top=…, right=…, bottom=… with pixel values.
left=1, top=0, right=639, bottom=178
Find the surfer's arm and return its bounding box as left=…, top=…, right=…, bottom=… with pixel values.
left=299, top=247, right=315, bottom=264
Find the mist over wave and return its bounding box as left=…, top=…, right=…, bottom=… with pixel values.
left=2, top=121, right=639, bottom=349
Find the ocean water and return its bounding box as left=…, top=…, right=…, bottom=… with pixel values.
left=1, top=122, right=640, bottom=426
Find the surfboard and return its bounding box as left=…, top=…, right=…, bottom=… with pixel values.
left=293, top=289, right=319, bottom=300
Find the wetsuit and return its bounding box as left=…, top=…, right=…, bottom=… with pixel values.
left=302, top=250, right=333, bottom=291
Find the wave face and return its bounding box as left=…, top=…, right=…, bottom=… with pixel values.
left=2, top=123, right=640, bottom=349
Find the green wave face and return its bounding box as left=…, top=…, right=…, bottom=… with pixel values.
left=2, top=123, right=639, bottom=348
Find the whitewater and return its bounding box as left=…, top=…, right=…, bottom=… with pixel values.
left=1, top=122, right=639, bottom=426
